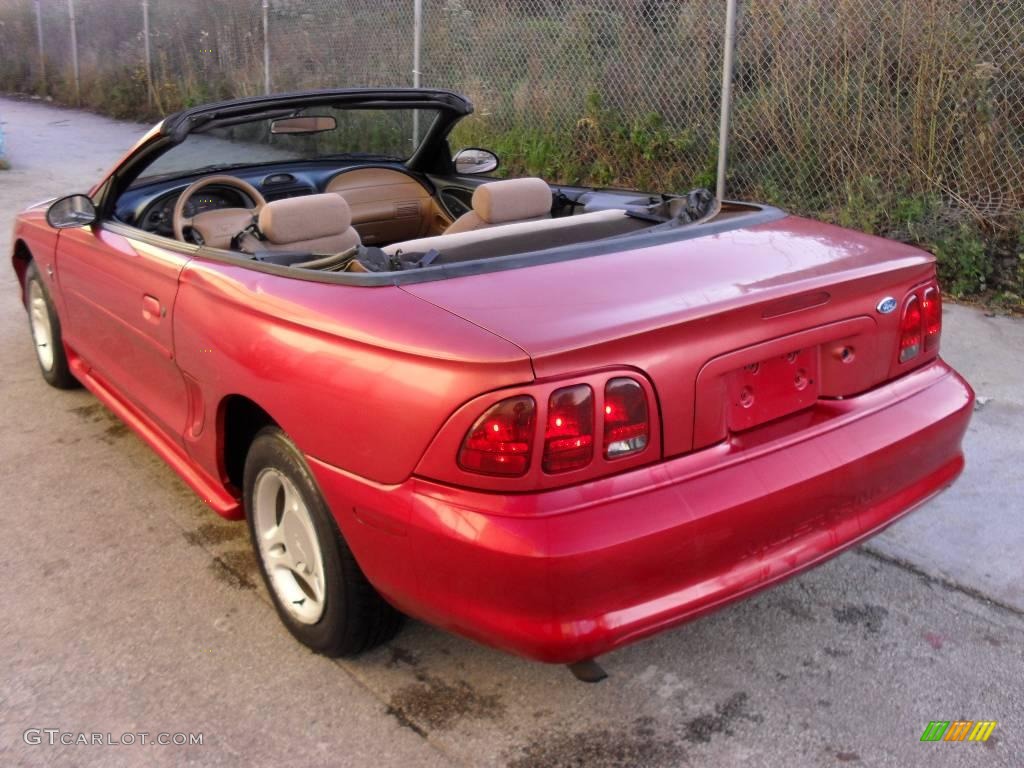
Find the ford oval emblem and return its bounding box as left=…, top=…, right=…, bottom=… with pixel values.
left=876, top=296, right=898, bottom=314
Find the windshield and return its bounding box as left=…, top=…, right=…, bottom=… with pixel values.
left=136, top=107, right=439, bottom=183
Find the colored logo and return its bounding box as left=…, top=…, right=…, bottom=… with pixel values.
left=920, top=721, right=997, bottom=742
left=876, top=296, right=898, bottom=314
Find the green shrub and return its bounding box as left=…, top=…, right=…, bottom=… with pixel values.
left=450, top=91, right=714, bottom=193
left=930, top=223, right=991, bottom=297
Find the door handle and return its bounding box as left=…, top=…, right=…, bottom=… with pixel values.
left=142, top=294, right=164, bottom=322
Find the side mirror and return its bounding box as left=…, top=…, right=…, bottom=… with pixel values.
left=453, top=147, right=499, bottom=175
left=46, top=194, right=97, bottom=229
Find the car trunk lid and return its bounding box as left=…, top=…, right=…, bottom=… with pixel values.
left=402, top=215, right=937, bottom=457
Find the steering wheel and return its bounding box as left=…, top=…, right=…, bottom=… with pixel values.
left=172, top=174, right=267, bottom=249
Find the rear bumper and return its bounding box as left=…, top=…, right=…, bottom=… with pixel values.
left=310, top=359, right=973, bottom=663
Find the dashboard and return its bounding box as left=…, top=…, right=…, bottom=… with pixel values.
left=138, top=186, right=252, bottom=236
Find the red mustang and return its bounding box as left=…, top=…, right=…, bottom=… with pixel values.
left=11, top=89, right=973, bottom=677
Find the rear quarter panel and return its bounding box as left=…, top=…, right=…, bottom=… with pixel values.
left=172, top=258, right=534, bottom=487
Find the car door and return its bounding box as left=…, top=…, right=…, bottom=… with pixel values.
left=55, top=222, right=191, bottom=447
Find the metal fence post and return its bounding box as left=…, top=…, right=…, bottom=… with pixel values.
left=262, top=0, right=271, bottom=94
left=715, top=0, right=738, bottom=201
left=142, top=0, right=153, bottom=107
left=67, top=0, right=80, bottom=105
left=412, top=0, right=423, bottom=144
left=34, top=0, right=46, bottom=95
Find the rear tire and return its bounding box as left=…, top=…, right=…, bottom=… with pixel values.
left=243, top=426, right=402, bottom=656
left=24, top=261, right=78, bottom=389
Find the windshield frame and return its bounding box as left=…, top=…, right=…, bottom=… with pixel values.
left=135, top=106, right=444, bottom=185
left=98, top=88, right=473, bottom=217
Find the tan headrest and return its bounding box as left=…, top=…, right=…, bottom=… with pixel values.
left=472, top=178, right=552, bottom=225
left=259, top=193, right=352, bottom=245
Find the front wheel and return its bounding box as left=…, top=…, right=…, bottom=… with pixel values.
left=243, top=427, right=402, bottom=655
left=24, top=261, right=78, bottom=389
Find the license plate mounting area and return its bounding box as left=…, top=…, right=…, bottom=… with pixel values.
left=725, top=347, right=819, bottom=433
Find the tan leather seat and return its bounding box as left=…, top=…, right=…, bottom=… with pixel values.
left=256, top=193, right=360, bottom=253
left=445, top=177, right=552, bottom=235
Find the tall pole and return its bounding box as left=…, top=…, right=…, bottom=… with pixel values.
left=142, top=0, right=153, bottom=108
left=262, top=0, right=271, bottom=94
left=412, top=0, right=423, bottom=145
left=67, top=0, right=80, bottom=105
left=715, top=0, right=738, bottom=202
left=34, top=0, right=45, bottom=95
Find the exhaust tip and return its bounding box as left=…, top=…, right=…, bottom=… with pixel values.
left=567, top=659, right=607, bottom=683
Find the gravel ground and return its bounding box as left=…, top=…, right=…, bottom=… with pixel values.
left=1, top=96, right=1021, bottom=768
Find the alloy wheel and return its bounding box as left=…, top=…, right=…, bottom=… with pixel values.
left=28, top=280, right=55, bottom=372
left=252, top=467, right=327, bottom=624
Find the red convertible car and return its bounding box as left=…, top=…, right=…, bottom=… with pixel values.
left=11, top=88, right=973, bottom=678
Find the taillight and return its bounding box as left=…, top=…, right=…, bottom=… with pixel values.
left=899, top=294, right=922, bottom=363
left=542, top=385, right=594, bottom=473
left=444, top=374, right=657, bottom=486
left=458, top=395, right=536, bottom=476
left=603, top=378, right=649, bottom=458
left=922, top=287, right=941, bottom=351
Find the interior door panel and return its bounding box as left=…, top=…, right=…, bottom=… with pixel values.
left=440, top=188, right=473, bottom=219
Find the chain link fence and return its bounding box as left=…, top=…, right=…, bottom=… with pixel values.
left=731, top=0, right=1024, bottom=221
left=1, top=1, right=1022, bottom=240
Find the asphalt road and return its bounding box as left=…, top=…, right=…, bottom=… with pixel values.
left=1, top=96, right=1021, bottom=768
